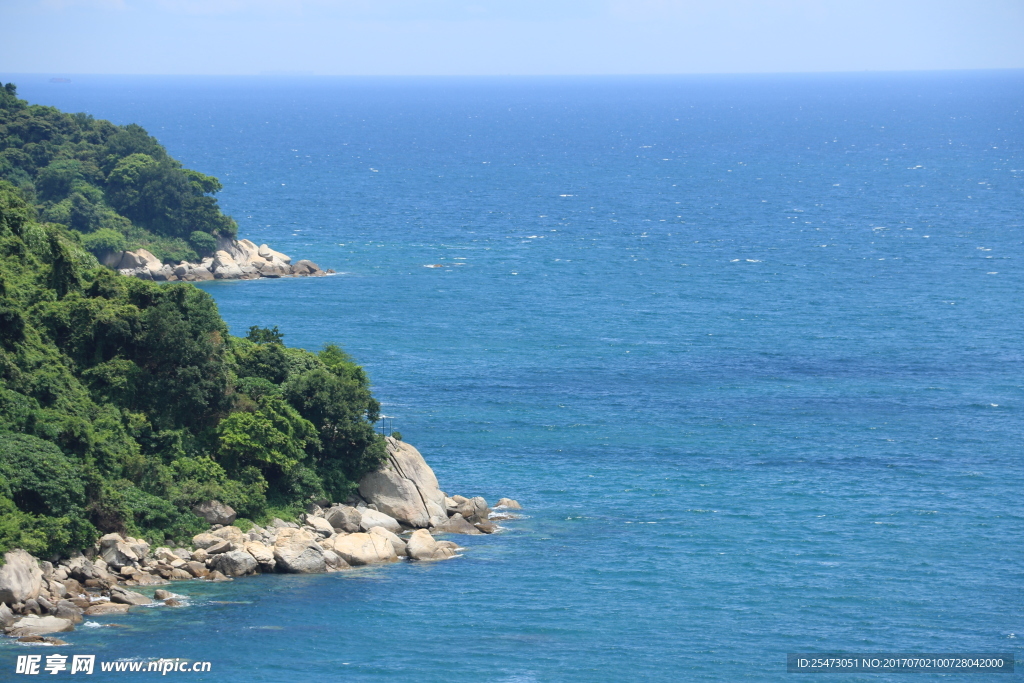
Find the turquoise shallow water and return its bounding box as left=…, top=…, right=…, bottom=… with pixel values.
left=2, top=72, right=1022, bottom=681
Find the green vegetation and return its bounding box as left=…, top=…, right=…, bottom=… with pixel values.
left=0, top=178, right=386, bottom=560
left=0, top=82, right=235, bottom=264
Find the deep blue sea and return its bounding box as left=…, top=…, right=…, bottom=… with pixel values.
left=2, top=72, right=1022, bottom=681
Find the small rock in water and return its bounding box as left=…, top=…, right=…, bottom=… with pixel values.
left=164, top=599, right=183, bottom=607
left=495, top=497, right=522, bottom=510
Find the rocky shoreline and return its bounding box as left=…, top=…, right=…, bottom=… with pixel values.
left=100, top=236, right=332, bottom=282
left=0, top=438, right=521, bottom=644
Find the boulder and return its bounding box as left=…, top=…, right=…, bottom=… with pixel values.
left=97, top=534, right=139, bottom=570
left=211, top=525, right=246, bottom=544
left=53, top=601, right=83, bottom=624
left=173, top=262, right=190, bottom=278
left=184, top=562, right=209, bottom=579
left=193, top=500, right=237, bottom=526
left=273, top=528, right=326, bottom=574
left=190, top=267, right=215, bottom=281
left=368, top=526, right=407, bottom=556
left=205, top=540, right=232, bottom=555
left=405, top=529, right=457, bottom=561
left=358, top=509, right=402, bottom=534
left=324, top=505, right=362, bottom=533
left=212, top=250, right=243, bottom=279
left=85, top=602, right=130, bottom=616
left=474, top=520, right=498, bottom=534
left=254, top=258, right=291, bottom=278
left=5, top=615, right=74, bottom=637
left=243, top=541, right=275, bottom=572
left=110, top=588, right=151, bottom=606
left=322, top=550, right=348, bottom=571
left=0, top=602, right=15, bottom=628
left=438, top=513, right=482, bottom=535
left=191, top=533, right=221, bottom=550
left=23, top=598, right=41, bottom=615
left=495, top=497, right=522, bottom=510
left=306, top=516, right=335, bottom=538
left=116, top=249, right=161, bottom=272
left=205, top=570, right=231, bottom=582
left=35, top=596, right=53, bottom=613
left=234, top=239, right=261, bottom=265
left=329, top=533, right=397, bottom=566
left=456, top=496, right=491, bottom=524
left=292, top=259, right=324, bottom=276
left=210, top=550, right=257, bottom=577
left=258, top=244, right=291, bottom=264
left=0, top=549, right=43, bottom=605
left=358, top=438, right=448, bottom=528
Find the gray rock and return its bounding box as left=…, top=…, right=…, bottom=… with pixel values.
left=438, top=513, right=483, bottom=535
left=272, top=528, right=326, bottom=574
left=474, top=520, right=498, bottom=534
left=53, top=600, right=83, bottom=624
left=357, top=438, right=449, bottom=528
left=190, top=267, right=215, bottom=281
left=292, top=259, right=324, bottom=275
left=35, top=596, right=53, bottom=613
left=210, top=550, right=257, bottom=577
left=322, top=550, right=349, bottom=571
left=110, top=588, right=152, bottom=606
left=192, top=500, right=237, bottom=526
left=306, top=516, right=335, bottom=538
left=0, top=549, right=43, bottom=605
left=324, top=505, right=361, bottom=533
left=23, top=598, right=41, bottom=615
left=495, top=497, right=522, bottom=509
left=0, top=602, right=15, bottom=627
left=212, top=250, right=243, bottom=279
left=358, top=508, right=402, bottom=534
left=204, top=540, right=232, bottom=555
left=98, top=533, right=139, bottom=570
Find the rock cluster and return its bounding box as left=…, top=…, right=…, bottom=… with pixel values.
left=0, top=437, right=521, bottom=643
left=105, top=238, right=332, bottom=282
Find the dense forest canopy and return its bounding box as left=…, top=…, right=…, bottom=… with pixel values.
left=0, top=90, right=387, bottom=560
left=0, top=82, right=235, bottom=264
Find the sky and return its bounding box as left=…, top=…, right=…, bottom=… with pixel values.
left=2, top=0, right=1024, bottom=76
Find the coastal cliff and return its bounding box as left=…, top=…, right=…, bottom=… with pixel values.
left=0, top=438, right=522, bottom=642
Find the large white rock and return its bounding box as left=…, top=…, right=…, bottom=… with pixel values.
left=306, top=516, right=335, bottom=538
left=0, top=550, right=43, bottom=605
left=324, top=505, right=361, bottom=532
left=210, top=550, right=257, bottom=577
left=273, top=528, right=326, bottom=574
left=193, top=500, right=237, bottom=526
left=212, top=250, right=243, bottom=279
left=109, top=587, right=151, bottom=606
left=116, top=248, right=162, bottom=272
left=329, top=533, right=397, bottom=566
left=258, top=243, right=291, bottom=264
left=98, top=534, right=138, bottom=570
left=358, top=438, right=449, bottom=528
left=5, top=614, right=74, bottom=637
left=405, top=529, right=457, bottom=561
left=368, top=526, right=407, bottom=556
left=358, top=509, right=402, bottom=534
left=234, top=239, right=261, bottom=265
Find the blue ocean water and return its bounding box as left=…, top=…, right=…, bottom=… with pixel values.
left=2, top=72, right=1022, bottom=681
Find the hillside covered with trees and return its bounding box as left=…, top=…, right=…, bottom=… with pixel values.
left=0, top=82, right=234, bottom=264
left=0, top=94, right=387, bottom=559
